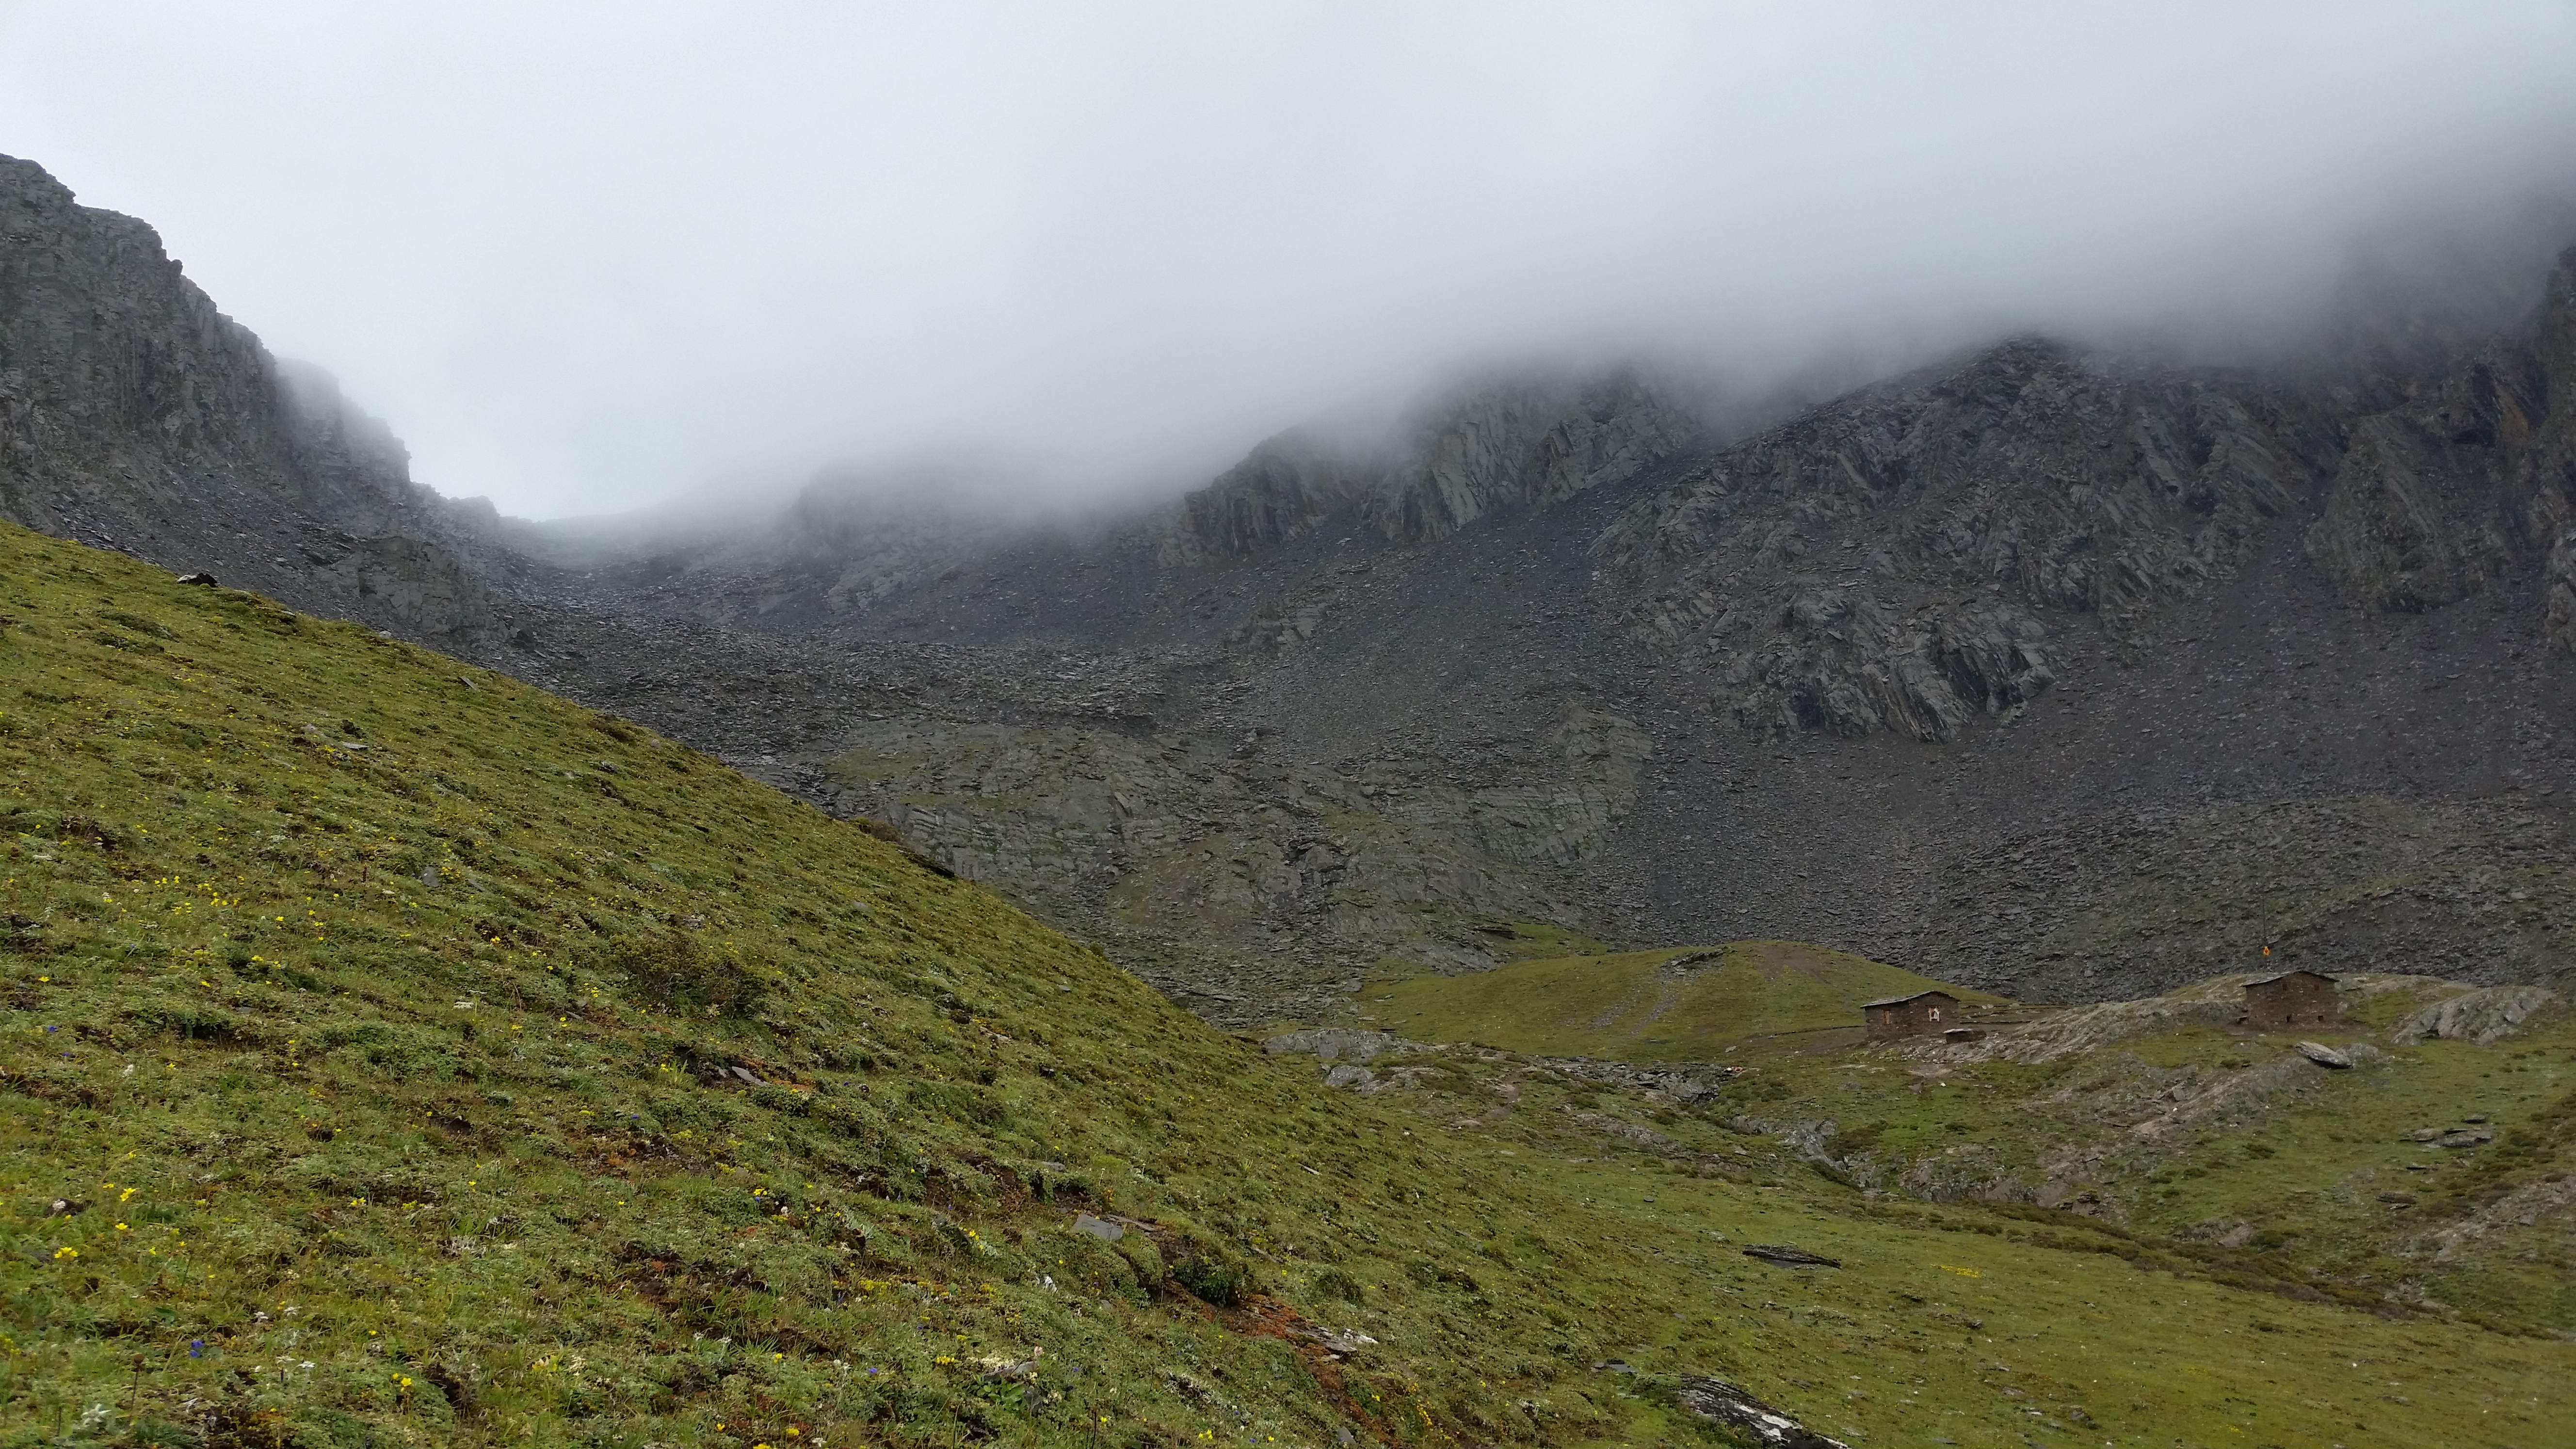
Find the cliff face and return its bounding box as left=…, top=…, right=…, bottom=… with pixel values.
left=1595, top=340, right=2316, bottom=739
left=1171, top=367, right=1705, bottom=558
left=0, top=155, right=495, bottom=644
left=1591, top=246, right=2576, bottom=745
left=2526, top=246, right=2576, bottom=653
left=2289, top=243, right=2576, bottom=638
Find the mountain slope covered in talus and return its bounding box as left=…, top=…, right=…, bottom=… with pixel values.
left=11, top=148, right=2576, bottom=1020
left=602, top=245, right=2576, bottom=1014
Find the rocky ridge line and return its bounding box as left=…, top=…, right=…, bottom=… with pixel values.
left=0, top=155, right=509, bottom=646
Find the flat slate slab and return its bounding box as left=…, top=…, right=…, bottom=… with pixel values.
left=1742, top=1243, right=1842, bottom=1268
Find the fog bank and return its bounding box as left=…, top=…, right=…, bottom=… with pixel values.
left=4, top=2, right=2575, bottom=518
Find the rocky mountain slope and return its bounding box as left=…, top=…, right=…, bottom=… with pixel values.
left=11, top=148, right=2576, bottom=1019
left=0, top=155, right=506, bottom=648
left=1169, top=366, right=1708, bottom=559
left=628, top=291, right=2576, bottom=1012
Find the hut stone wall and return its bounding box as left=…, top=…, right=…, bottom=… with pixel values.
left=1863, top=991, right=1959, bottom=1039
left=2244, top=971, right=2338, bottom=1031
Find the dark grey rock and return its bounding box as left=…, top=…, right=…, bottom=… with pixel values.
left=1673, top=1375, right=1851, bottom=1448
left=0, top=155, right=501, bottom=647
left=2294, top=1041, right=2354, bottom=1068
left=2392, top=984, right=2560, bottom=1044
left=1263, top=1029, right=1399, bottom=1063
left=1741, top=1244, right=1842, bottom=1268
left=1320, top=1064, right=1379, bottom=1091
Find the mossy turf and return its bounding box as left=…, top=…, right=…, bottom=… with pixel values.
left=1, top=521, right=2571, bottom=1448
left=1366, top=942, right=2000, bottom=1062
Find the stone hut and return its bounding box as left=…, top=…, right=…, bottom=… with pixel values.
left=2242, top=970, right=2338, bottom=1031
left=1862, top=990, right=1959, bottom=1040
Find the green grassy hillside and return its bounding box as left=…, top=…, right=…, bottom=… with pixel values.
left=2, top=521, right=2572, bottom=1449
left=1331, top=961, right=2576, bottom=1342
left=1363, top=941, right=2002, bottom=1062
left=1707, top=972, right=2576, bottom=1338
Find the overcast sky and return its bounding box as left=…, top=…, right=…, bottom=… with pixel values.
left=6, top=3, right=2576, bottom=519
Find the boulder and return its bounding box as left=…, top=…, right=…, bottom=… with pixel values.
left=2392, top=985, right=2560, bottom=1046
left=2294, top=1041, right=2354, bottom=1069
left=1673, top=1376, right=1852, bottom=1448
left=1263, top=1029, right=1396, bottom=1063
left=1320, top=1064, right=1379, bottom=1091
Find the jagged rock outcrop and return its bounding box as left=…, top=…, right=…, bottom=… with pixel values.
left=1172, top=367, right=1702, bottom=558
left=2302, top=242, right=2576, bottom=628
left=1171, top=425, right=1380, bottom=559
left=2303, top=351, right=2549, bottom=611
left=2391, top=983, right=2560, bottom=1044
left=2528, top=245, right=2576, bottom=653
left=2547, top=528, right=2576, bottom=653
left=0, top=154, right=496, bottom=644
left=1602, top=340, right=2316, bottom=612
left=1596, top=240, right=2576, bottom=744
left=1715, top=590, right=2059, bottom=740
left=1597, top=339, right=2316, bottom=738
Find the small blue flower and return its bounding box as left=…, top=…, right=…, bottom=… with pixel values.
left=188, top=1339, right=205, bottom=1358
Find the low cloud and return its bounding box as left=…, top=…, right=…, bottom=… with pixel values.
left=6, top=2, right=2576, bottom=517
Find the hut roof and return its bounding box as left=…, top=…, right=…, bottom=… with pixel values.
left=1859, top=989, right=1957, bottom=1009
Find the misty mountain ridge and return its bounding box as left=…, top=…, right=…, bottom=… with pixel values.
left=505, top=360, right=1733, bottom=572
left=10, top=149, right=2576, bottom=1019
left=0, top=154, right=509, bottom=647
